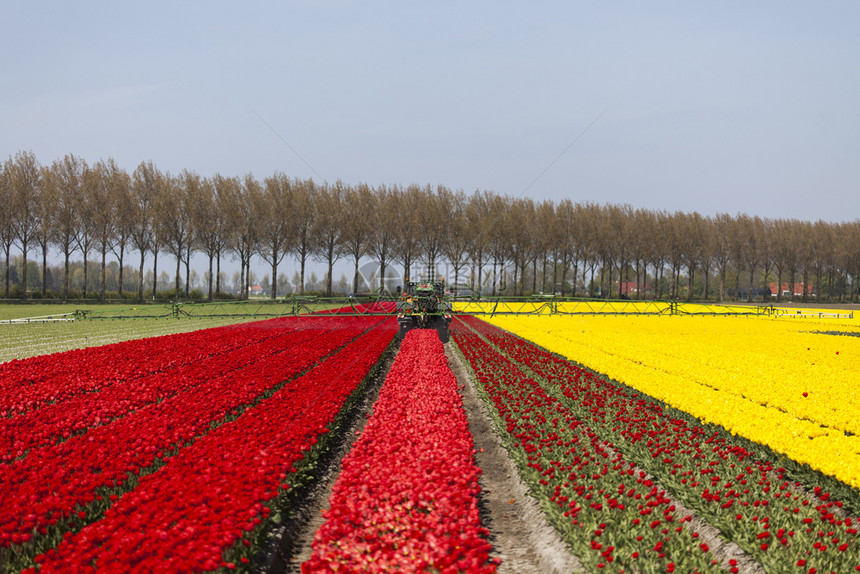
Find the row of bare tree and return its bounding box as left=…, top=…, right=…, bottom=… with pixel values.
left=2, top=150, right=859, bottom=302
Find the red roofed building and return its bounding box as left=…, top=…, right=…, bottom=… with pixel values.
left=768, top=282, right=814, bottom=298
left=619, top=281, right=650, bottom=296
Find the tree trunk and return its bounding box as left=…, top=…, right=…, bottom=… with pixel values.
left=42, top=244, right=48, bottom=297
left=246, top=261, right=251, bottom=300
left=21, top=238, right=29, bottom=300
left=326, top=253, right=334, bottom=297
left=4, top=245, right=10, bottom=298
left=216, top=249, right=222, bottom=299
left=63, top=251, right=71, bottom=303
left=512, top=260, right=518, bottom=296
left=82, top=251, right=88, bottom=299
left=152, top=251, right=159, bottom=301
left=239, top=260, right=246, bottom=300
left=748, top=267, right=755, bottom=303
left=100, top=246, right=107, bottom=301
left=734, top=269, right=741, bottom=302
left=776, top=269, right=783, bottom=302
left=353, top=257, right=360, bottom=295
left=687, top=267, right=694, bottom=302
left=185, top=244, right=191, bottom=298
left=117, top=246, right=125, bottom=300
left=560, top=265, right=568, bottom=297
left=589, top=264, right=595, bottom=297
left=272, top=259, right=278, bottom=299
left=802, top=270, right=809, bottom=303
left=138, top=249, right=146, bottom=301
left=208, top=254, right=214, bottom=301
left=491, top=258, right=497, bottom=297
left=299, top=254, right=306, bottom=295
left=175, top=252, right=181, bottom=297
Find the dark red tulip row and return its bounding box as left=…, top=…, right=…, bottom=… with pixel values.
left=0, top=316, right=386, bottom=558
left=453, top=316, right=859, bottom=574
left=27, top=319, right=397, bottom=573
left=303, top=329, right=497, bottom=573
left=452, top=317, right=720, bottom=573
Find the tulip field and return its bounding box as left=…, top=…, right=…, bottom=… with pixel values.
left=1, top=304, right=859, bottom=573
left=451, top=314, right=860, bottom=573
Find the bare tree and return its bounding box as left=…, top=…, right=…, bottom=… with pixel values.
left=575, top=202, right=601, bottom=297
left=108, top=164, right=134, bottom=298
left=533, top=200, right=556, bottom=293
left=608, top=204, right=633, bottom=299
left=506, top=197, right=535, bottom=296
left=712, top=213, right=733, bottom=301
left=341, top=182, right=373, bottom=294
left=366, top=184, right=398, bottom=293
left=229, top=174, right=261, bottom=299
left=487, top=194, right=511, bottom=296
left=289, top=178, right=317, bottom=295
left=77, top=163, right=100, bottom=297
left=554, top=199, right=575, bottom=296
left=680, top=212, right=704, bottom=302
left=10, top=151, right=41, bottom=299
left=131, top=161, right=161, bottom=300
left=157, top=172, right=191, bottom=297
left=312, top=181, right=346, bottom=296
left=392, top=184, right=423, bottom=285
left=259, top=173, right=294, bottom=298
left=442, top=188, right=469, bottom=293
left=629, top=209, right=655, bottom=299
left=0, top=159, right=13, bottom=297
left=465, top=190, right=494, bottom=295
left=89, top=159, right=119, bottom=300
left=179, top=171, right=205, bottom=297
left=53, top=154, right=86, bottom=301
left=210, top=174, right=240, bottom=298
left=416, top=185, right=449, bottom=279
left=194, top=176, right=220, bottom=300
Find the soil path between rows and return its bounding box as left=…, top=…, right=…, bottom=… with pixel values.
left=444, top=341, right=584, bottom=574
left=271, top=338, right=401, bottom=573
left=270, top=335, right=585, bottom=573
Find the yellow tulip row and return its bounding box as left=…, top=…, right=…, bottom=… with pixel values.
left=480, top=313, right=860, bottom=489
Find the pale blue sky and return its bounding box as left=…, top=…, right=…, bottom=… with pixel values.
left=3, top=1, right=859, bottom=226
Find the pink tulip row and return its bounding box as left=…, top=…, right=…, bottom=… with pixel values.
left=26, top=320, right=396, bottom=573
left=303, top=329, right=497, bottom=573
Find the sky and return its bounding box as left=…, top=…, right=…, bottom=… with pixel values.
left=2, top=1, right=859, bottom=284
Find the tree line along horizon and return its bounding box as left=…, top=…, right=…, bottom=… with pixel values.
left=2, top=149, right=859, bottom=304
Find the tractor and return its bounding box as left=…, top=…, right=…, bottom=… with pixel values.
left=397, top=278, right=452, bottom=342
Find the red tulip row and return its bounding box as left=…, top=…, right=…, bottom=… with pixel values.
left=452, top=317, right=859, bottom=574
left=452, top=317, right=721, bottom=573
left=26, top=319, right=397, bottom=573
left=0, top=319, right=332, bottom=462
left=0, top=317, right=313, bottom=419
left=1, top=316, right=385, bottom=560
left=303, top=329, right=497, bottom=573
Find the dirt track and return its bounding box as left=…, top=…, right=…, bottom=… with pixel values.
left=271, top=338, right=586, bottom=573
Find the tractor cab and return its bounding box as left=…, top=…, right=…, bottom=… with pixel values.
left=397, top=277, right=452, bottom=342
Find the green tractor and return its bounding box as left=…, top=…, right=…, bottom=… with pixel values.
left=397, top=278, right=452, bottom=342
